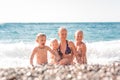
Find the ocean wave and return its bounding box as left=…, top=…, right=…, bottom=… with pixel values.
left=0, top=40, right=120, bottom=67
left=86, top=40, right=120, bottom=64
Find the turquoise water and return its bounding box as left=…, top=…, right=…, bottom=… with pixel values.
left=0, top=22, right=120, bottom=43
left=0, top=22, right=120, bottom=67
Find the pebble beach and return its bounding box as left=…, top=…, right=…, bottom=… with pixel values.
left=0, top=61, right=120, bottom=80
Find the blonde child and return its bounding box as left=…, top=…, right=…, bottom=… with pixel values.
left=30, top=33, right=55, bottom=66
left=74, top=30, right=87, bottom=64
left=50, top=39, right=61, bottom=64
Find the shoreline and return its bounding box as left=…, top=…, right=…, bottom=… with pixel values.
left=0, top=61, right=120, bottom=80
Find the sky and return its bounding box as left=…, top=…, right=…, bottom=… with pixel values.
left=0, top=0, right=120, bottom=23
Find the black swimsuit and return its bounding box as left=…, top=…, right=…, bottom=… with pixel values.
left=58, top=40, right=71, bottom=58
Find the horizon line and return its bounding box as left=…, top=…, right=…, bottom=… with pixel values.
left=0, top=22, right=120, bottom=24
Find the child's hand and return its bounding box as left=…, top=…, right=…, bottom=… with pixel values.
left=56, top=56, right=61, bottom=62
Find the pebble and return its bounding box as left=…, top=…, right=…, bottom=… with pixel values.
left=0, top=62, right=120, bottom=80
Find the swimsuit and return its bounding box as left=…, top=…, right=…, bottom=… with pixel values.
left=58, top=40, right=72, bottom=58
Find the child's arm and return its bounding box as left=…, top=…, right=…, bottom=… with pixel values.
left=30, top=47, right=37, bottom=66
left=82, top=43, right=87, bottom=64
left=46, top=46, right=56, bottom=56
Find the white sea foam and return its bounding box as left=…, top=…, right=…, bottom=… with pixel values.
left=86, top=40, right=120, bottom=65
left=0, top=40, right=120, bottom=68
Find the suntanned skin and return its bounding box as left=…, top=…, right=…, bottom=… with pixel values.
left=30, top=34, right=55, bottom=66
left=75, top=30, right=87, bottom=64
left=58, top=27, right=76, bottom=65
left=50, top=39, right=61, bottom=64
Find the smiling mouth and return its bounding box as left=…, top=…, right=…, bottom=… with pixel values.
left=42, top=43, right=45, bottom=45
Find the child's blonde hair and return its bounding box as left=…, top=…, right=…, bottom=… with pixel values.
left=75, top=30, right=83, bottom=36
left=50, top=38, right=58, bottom=46
left=36, top=33, right=46, bottom=42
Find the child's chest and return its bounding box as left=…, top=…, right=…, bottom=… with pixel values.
left=37, top=48, right=47, bottom=56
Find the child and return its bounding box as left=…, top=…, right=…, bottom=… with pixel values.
left=30, top=33, right=56, bottom=66
left=50, top=39, right=61, bottom=64
left=74, top=30, right=87, bottom=64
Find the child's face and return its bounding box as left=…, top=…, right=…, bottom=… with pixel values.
left=75, top=32, right=83, bottom=42
left=51, top=40, right=59, bottom=50
left=38, top=36, right=46, bottom=46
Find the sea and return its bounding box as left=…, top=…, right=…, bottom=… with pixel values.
left=0, top=22, right=120, bottom=68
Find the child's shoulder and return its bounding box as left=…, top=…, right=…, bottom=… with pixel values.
left=81, top=41, right=85, bottom=45
left=34, top=46, right=39, bottom=49
left=45, top=45, right=51, bottom=49
left=82, top=42, right=86, bottom=45
left=32, top=46, right=39, bottom=52
left=81, top=42, right=86, bottom=47
left=44, top=46, right=52, bottom=51
left=68, top=40, right=74, bottom=45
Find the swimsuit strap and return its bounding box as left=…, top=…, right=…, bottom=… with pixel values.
left=65, top=40, right=71, bottom=54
